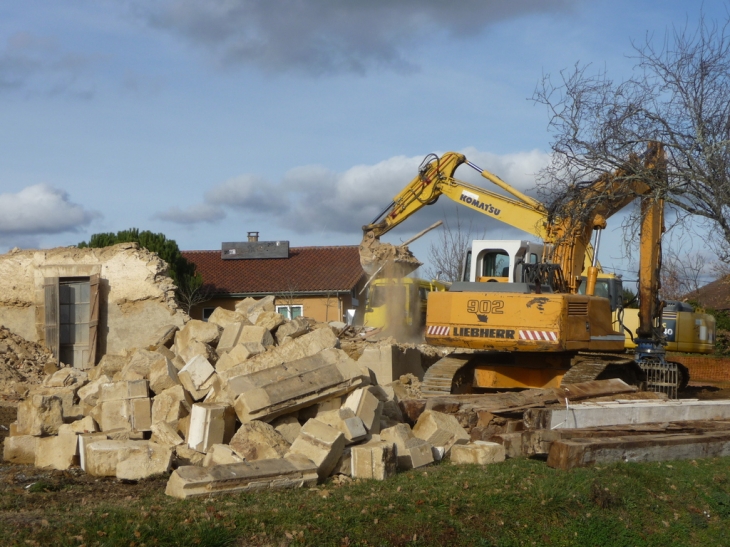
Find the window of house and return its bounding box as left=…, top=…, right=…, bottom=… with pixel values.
left=202, top=307, right=215, bottom=322
left=277, top=305, right=303, bottom=319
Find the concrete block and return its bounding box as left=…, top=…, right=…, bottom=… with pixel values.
left=316, top=408, right=367, bottom=444
left=216, top=342, right=268, bottom=374
left=3, top=435, right=39, bottom=464
left=16, top=394, right=63, bottom=436
left=175, top=319, right=222, bottom=353
left=77, top=374, right=112, bottom=407
left=271, top=415, right=302, bottom=444
left=177, top=340, right=218, bottom=367
left=238, top=325, right=275, bottom=348
left=85, top=440, right=171, bottom=478
left=149, top=355, right=180, bottom=394
left=98, top=397, right=151, bottom=432
left=99, top=380, right=149, bottom=402
left=35, top=426, right=78, bottom=470
left=187, top=403, right=236, bottom=453
left=381, top=424, right=434, bottom=469
left=178, top=355, right=215, bottom=397
left=116, top=442, right=173, bottom=480
left=358, top=345, right=424, bottom=385
left=231, top=348, right=369, bottom=423
left=286, top=419, right=345, bottom=479
left=151, top=421, right=184, bottom=447
left=117, top=348, right=161, bottom=381
left=413, top=410, right=470, bottom=454
left=351, top=441, right=397, bottom=480
left=343, top=387, right=384, bottom=433
left=275, top=317, right=310, bottom=345
left=130, top=397, right=152, bottom=431
left=216, top=321, right=245, bottom=355
left=229, top=421, right=290, bottom=461
left=165, top=453, right=318, bottom=498
left=450, top=442, right=506, bottom=465
left=151, top=385, right=193, bottom=424
left=202, top=444, right=244, bottom=467
left=255, top=311, right=286, bottom=332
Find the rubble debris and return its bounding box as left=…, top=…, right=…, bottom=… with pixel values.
left=0, top=325, right=57, bottom=400
left=228, top=420, right=290, bottom=461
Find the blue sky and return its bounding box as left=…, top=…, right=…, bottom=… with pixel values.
left=1, top=0, right=726, bottom=283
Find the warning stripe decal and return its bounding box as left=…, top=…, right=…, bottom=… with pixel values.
left=519, top=330, right=558, bottom=341
left=426, top=325, right=450, bottom=336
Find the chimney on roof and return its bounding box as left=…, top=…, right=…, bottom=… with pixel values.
left=247, top=231, right=259, bottom=242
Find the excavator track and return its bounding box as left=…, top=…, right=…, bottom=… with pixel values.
left=421, top=354, right=475, bottom=397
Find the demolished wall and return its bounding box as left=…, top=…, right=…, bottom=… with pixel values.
left=0, top=243, right=187, bottom=360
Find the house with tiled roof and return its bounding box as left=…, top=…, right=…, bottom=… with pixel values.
left=684, top=275, right=730, bottom=311
left=181, top=235, right=367, bottom=323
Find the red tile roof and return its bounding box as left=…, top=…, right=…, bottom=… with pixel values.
left=684, top=275, right=730, bottom=310
left=182, top=246, right=366, bottom=296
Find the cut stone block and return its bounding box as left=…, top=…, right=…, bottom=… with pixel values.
left=216, top=321, right=245, bottom=356
left=178, top=340, right=218, bottom=367
left=236, top=295, right=275, bottom=324
left=237, top=326, right=275, bottom=348
left=286, top=419, right=345, bottom=479
left=176, top=319, right=222, bottom=353
left=316, top=408, right=367, bottom=444
left=450, top=441, right=506, bottom=465
left=175, top=445, right=205, bottom=467
left=116, top=442, right=173, bottom=480
left=255, top=311, right=286, bottom=332
left=231, top=348, right=368, bottom=423
left=275, top=317, right=310, bottom=345
left=3, top=435, right=39, bottom=464
left=207, top=308, right=251, bottom=331
left=229, top=421, right=290, bottom=461
left=79, top=432, right=108, bottom=471
left=178, top=355, right=215, bottom=398
left=85, top=440, right=171, bottom=478
left=26, top=386, right=77, bottom=420
left=69, top=416, right=97, bottom=434
left=358, top=345, right=425, bottom=385
left=271, top=415, right=302, bottom=444
left=413, top=410, right=470, bottom=454
left=187, top=403, right=236, bottom=453
left=343, top=387, right=384, bottom=434
left=43, top=367, right=88, bottom=388
left=16, top=394, right=63, bottom=436
left=216, top=342, right=268, bottom=374
left=334, top=446, right=352, bottom=476
left=77, top=374, right=112, bottom=407
left=99, top=380, right=149, bottom=402
left=166, top=453, right=318, bottom=498
left=144, top=324, right=178, bottom=350
left=351, top=441, right=397, bottom=480
left=94, top=354, right=128, bottom=381
left=149, top=356, right=180, bottom=395
left=202, top=444, right=244, bottom=467
left=117, top=348, right=161, bottom=381
left=152, top=385, right=193, bottom=424
left=35, top=426, right=78, bottom=470
left=98, top=398, right=152, bottom=432
left=381, top=424, right=434, bottom=469
left=151, top=421, right=184, bottom=447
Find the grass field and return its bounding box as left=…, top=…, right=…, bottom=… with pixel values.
left=2, top=455, right=730, bottom=546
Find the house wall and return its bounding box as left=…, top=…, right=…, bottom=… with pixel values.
left=191, top=292, right=362, bottom=324
left=0, top=243, right=187, bottom=360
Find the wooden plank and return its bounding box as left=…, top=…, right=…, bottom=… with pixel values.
left=43, top=276, right=59, bottom=361
left=547, top=430, right=730, bottom=470
left=87, top=273, right=100, bottom=368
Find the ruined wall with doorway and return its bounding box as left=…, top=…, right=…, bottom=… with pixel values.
left=0, top=243, right=187, bottom=366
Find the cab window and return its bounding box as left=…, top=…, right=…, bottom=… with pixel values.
left=482, top=250, right=510, bottom=277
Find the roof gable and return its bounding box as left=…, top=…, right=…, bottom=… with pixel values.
left=684, top=275, right=730, bottom=310
left=182, top=245, right=365, bottom=296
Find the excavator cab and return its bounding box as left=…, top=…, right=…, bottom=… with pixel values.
left=463, top=240, right=544, bottom=283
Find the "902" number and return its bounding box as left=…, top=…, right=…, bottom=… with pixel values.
left=466, top=299, right=504, bottom=314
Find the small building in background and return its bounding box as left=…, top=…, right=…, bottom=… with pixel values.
left=684, top=276, right=730, bottom=311
left=182, top=235, right=366, bottom=323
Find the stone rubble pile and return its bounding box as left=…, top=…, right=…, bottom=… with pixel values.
left=0, top=325, right=58, bottom=400
left=3, top=297, right=505, bottom=498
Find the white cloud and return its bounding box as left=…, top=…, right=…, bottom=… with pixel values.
left=0, top=184, right=98, bottom=235
left=153, top=203, right=225, bottom=225
left=205, top=174, right=284, bottom=212
left=133, top=0, right=577, bottom=75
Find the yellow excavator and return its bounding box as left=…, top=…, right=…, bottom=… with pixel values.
left=360, top=145, right=711, bottom=397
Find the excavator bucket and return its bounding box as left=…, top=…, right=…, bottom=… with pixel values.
left=359, top=230, right=422, bottom=277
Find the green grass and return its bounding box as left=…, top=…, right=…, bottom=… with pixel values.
left=2, top=457, right=730, bottom=546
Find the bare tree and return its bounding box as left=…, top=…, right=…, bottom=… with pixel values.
left=175, top=273, right=213, bottom=315
left=424, top=207, right=486, bottom=282
left=660, top=247, right=706, bottom=300
left=533, top=12, right=730, bottom=263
